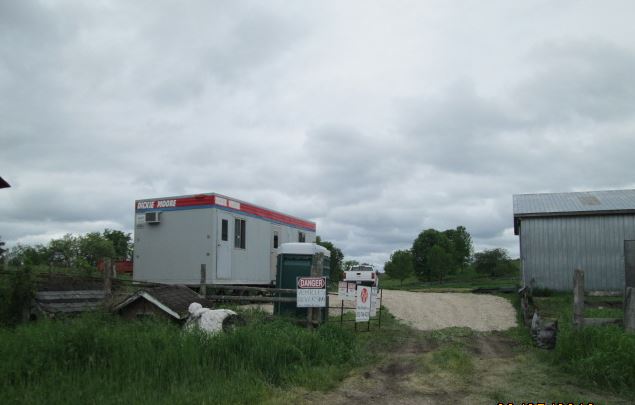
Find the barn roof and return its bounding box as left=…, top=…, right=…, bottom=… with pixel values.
left=113, top=285, right=214, bottom=320
left=513, top=189, right=635, bottom=219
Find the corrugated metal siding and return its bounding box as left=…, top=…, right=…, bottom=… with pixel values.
left=514, top=189, right=635, bottom=215
left=520, top=215, right=635, bottom=290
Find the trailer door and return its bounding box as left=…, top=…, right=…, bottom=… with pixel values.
left=217, top=213, right=232, bottom=279
left=270, top=227, right=281, bottom=282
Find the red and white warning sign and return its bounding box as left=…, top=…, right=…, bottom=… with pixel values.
left=356, top=285, right=372, bottom=322
left=296, top=277, right=327, bottom=308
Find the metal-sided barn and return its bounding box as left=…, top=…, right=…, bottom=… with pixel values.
left=513, top=189, right=635, bottom=291
left=133, top=193, right=316, bottom=285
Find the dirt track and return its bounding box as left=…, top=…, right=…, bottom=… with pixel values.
left=380, top=290, right=517, bottom=331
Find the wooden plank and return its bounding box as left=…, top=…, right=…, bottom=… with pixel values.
left=587, top=290, right=623, bottom=297
left=205, top=284, right=297, bottom=294
left=206, top=295, right=297, bottom=303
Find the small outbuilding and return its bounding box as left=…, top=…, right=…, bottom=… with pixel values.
left=514, top=189, right=635, bottom=291
left=114, top=285, right=214, bottom=322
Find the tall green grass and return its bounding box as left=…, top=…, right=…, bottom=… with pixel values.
left=0, top=313, right=359, bottom=404
left=553, top=324, right=635, bottom=392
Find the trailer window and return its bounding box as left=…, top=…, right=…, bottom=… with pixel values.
left=221, top=219, right=228, bottom=241
left=273, top=231, right=279, bottom=249
left=234, top=218, right=246, bottom=249
left=298, top=232, right=305, bottom=242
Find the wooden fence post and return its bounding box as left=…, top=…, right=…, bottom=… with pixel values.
left=306, top=252, right=324, bottom=329
left=112, top=261, right=117, bottom=280
left=573, top=268, right=585, bottom=329
left=103, top=257, right=112, bottom=306
left=200, top=264, right=207, bottom=296
left=625, top=287, right=635, bottom=333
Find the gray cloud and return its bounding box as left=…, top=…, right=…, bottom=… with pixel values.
left=2, top=1, right=635, bottom=269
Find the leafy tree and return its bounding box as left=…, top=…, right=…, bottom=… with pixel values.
left=8, top=244, right=49, bottom=266
left=342, top=260, right=359, bottom=271
left=78, top=232, right=115, bottom=267
left=473, top=248, right=515, bottom=277
left=316, top=236, right=344, bottom=282
left=427, top=245, right=453, bottom=283
left=103, top=229, right=132, bottom=260
left=443, top=226, right=473, bottom=272
left=384, top=249, right=414, bottom=285
left=48, top=234, right=78, bottom=267
left=412, top=229, right=452, bottom=281
left=0, top=236, right=7, bottom=266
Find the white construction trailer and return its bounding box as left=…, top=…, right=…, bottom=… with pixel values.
left=133, top=193, right=317, bottom=285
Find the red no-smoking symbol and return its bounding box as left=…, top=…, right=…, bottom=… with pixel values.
left=361, top=288, right=369, bottom=303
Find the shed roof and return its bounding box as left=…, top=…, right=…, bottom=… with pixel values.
left=513, top=189, right=635, bottom=218
left=113, top=285, right=214, bottom=320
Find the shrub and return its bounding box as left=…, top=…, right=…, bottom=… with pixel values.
left=0, top=267, right=35, bottom=327
left=473, top=248, right=515, bottom=277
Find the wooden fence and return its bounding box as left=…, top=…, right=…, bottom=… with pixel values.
left=573, top=268, right=635, bottom=332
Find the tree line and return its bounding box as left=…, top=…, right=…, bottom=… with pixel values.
left=6, top=229, right=132, bottom=270
left=384, top=226, right=516, bottom=284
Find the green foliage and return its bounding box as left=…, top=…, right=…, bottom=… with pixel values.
left=316, top=236, right=344, bottom=282
left=427, top=245, right=453, bottom=282
left=50, top=233, right=80, bottom=266
left=0, top=236, right=7, bottom=262
left=0, top=314, right=359, bottom=404
left=431, top=345, right=475, bottom=376
left=343, top=259, right=359, bottom=270
left=412, top=228, right=469, bottom=282
left=8, top=230, right=128, bottom=272
left=554, top=325, right=635, bottom=391
left=473, top=248, right=515, bottom=277
left=0, top=267, right=36, bottom=327
left=383, top=249, right=414, bottom=285
left=103, top=229, right=132, bottom=260
left=443, top=226, right=473, bottom=271
left=78, top=232, right=115, bottom=266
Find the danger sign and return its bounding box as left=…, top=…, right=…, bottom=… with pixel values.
left=297, top=277, right=326, bottom=289
left=356, top=285, right=372, bottom=322
left=296, top=277, right=327, bottom=308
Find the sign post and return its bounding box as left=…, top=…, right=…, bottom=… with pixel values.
left=338, top=281, right=356, bottom=300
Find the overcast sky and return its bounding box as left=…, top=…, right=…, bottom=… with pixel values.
left=2, top=1, right=635, bottom=266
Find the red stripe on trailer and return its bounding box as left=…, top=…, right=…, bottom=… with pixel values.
left=239, top=201, right=316, bottom=231
left=135, top=194, right=316, bottom=231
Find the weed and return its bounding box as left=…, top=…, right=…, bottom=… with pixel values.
left=0, top=313, right=359, bottom=404
left=554, top=324, right=635, bottom=392
left=431, top=345, right=474, bottom=375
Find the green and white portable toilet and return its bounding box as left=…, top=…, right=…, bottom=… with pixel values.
left=275, top=243, right=330, bottom=320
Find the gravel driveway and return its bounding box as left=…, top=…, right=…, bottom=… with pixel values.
left=246, top=290, right=517, bottom=332
left=380, top=290, right=517, bottom=331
